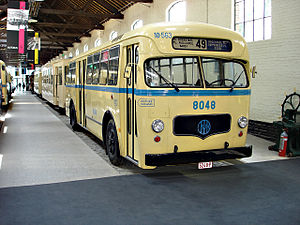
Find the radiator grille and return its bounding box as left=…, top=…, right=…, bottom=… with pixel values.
left=173, top=114, right=231, bottom=139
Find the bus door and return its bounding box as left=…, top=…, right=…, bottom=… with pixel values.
left=80, top=60, right=86, bottom=127
left=125, top=44, right=139, bottom=161
left=78, top=61, right=82, bottom=124
left=78, top=60, right=86, bottom=126
left=53, top=68, right=58, bottom=99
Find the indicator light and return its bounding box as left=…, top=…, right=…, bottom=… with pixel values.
left=239, top=131, right=243, bottom=137
left=154, top=136, right=161, bottom=142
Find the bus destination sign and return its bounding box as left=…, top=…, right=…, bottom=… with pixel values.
left=172, top=37, right=232, bottom=52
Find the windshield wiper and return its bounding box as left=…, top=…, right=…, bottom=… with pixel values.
left=230, top=70, right=245, bottom=92
left=147, top=66, right=180, bottom=92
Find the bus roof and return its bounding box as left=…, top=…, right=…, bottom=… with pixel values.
left=70, top=22, right=249, bottom=63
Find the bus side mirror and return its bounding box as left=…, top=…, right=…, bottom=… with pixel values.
left=124, top=64, right=132, bottom=79
left=251, top=65, right=257, bottom=78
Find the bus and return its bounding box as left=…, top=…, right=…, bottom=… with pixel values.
left=0, top=60, right=12, bottom=109
left=34, top=67, right=42, bottom=97
left=41, top=62, right=54, bottom=104
left=52, top=58, right=70, bottom=110
left=65, top=22, right=253, bottom=169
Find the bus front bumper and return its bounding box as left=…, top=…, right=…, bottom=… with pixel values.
left=145, top=146, right=252, bottom=166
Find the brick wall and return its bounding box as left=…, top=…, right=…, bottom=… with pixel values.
left=248, top=0, right=300, bottom=123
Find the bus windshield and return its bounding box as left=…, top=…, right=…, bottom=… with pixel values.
left=145, top=57, right=202, bottom=87
left=201, top=58, right=248, bottom=88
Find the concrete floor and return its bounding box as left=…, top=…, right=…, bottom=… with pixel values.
left=0, top=93, right=119, bottom=188
left=0, top=92, right=288, bottom=188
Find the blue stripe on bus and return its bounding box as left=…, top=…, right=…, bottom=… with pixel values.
left=65, top=85, right=251, bottom=96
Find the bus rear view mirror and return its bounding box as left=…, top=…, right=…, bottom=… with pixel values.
left=124, top=65, right=132, bottom=79
left=251, top=65, right=257, bottom=78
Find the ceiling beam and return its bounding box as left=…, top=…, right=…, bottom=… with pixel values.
left=39, top=8, right=123, bottom=19
left=95, top=0, right=119, bottom=14
left=41, top=45, right=67, bottom=50
left=34, top=22, right=103, bottom=30
left=0, top=4, right=7, bottom=11
left=129, top=0, right=153, bottom=2
left=40, top=32, right=91, bottom=37
left=41, top=37, right=81, bottom=43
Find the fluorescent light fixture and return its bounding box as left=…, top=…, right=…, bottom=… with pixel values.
left=28, top=19, right=38, bottom=23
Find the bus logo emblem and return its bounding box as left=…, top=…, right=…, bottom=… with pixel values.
left=197, top=120, right=211, bottom=135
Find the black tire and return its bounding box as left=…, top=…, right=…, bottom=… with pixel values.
left=106, top=119, right=122, bottom=166
left=70, top=104, right=77, bottom=130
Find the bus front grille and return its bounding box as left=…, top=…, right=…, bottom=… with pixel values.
left=173, top=114, right=231, bottom=139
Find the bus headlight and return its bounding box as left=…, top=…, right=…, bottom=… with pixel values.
left=152, top=119, right=164, bottom=133
left=238, top=116, right=248, bottom=128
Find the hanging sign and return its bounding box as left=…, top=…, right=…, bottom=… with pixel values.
left=6, top=1, right=29, bottom=54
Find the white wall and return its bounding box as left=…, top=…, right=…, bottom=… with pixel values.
left=59, top=0, right=300, bottom=123
left=248, top=0, right=300, bottom=122
left=62, top=0, right=232, bottom=58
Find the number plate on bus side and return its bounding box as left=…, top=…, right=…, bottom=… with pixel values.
left=198, top=161, right=213, bottom=169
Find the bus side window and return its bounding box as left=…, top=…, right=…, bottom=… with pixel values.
left=92, top=53, right=100, bottom=84
left=99, top=50, right=109, bottom=85
left=86, top=55, right=93, bottom=84
left=68, top=62, right=75, bottom=84
left=108, top=46, right=120, bottom=86
left=58, top=66, right=62, bottom=85
left=64, top=66, right=69, bottom=85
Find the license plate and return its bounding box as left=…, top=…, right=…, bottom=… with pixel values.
left=198, top=161, right=213, bottom=169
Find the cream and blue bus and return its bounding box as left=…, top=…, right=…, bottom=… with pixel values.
left=34, top=67, right=42, bottom=97
left=65, top=22, right=252, bottom=169
left=52, top=58, right=70, bottom=110
left=0, top=60, right=11, bottom=109
left=41, top=62, right=54, bottom=104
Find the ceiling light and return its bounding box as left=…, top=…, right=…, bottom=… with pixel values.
left=28, top=19, right=38, bottom=23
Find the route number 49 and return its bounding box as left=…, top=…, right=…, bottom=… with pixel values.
left=193, top=100, right=216, bottom=110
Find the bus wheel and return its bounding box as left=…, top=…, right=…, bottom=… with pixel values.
left=106, top=119, right=122, bottom=166
left=70, top=105, right=77, bottom=130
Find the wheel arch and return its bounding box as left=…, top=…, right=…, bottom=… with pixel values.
left=102, top=110, right=114, bottom=150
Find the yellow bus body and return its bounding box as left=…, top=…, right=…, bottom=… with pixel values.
left=34, top=68, right=42, bottom=97
left=52, top=58, right=70, bottom=109
left=41, top=62, right=54, bottom=104
left=0, top=60, right=11, bottom=108
left=65, top=22, right=252, bottom=169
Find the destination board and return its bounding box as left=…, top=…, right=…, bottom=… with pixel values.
left=172, top=37, right=232, bottom=52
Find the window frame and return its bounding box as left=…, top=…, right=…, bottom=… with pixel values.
left=234, top=0, right=272, bottom=42
left=131, top=19, right=143, bottom=30
left=99, top=49, right=109, bottom=85
left=84, top=44, right=89, bottom=53
left=107, top=45, right=120, bottom=86
left=92, top=53, right=100, bottom=84
left=166, top=0, right=186, bottom=22
left=86, top=55, right=93, bottom=84
left=144, top=56, right=203, bottom=88
left=109, top=31, right=118, bottom=41
left=200, top=57, right=249, bottom=89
